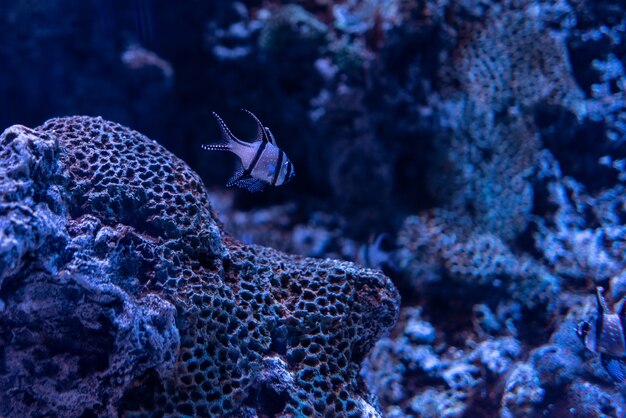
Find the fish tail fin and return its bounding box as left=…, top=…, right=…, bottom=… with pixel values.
left=201, top=114, right=234, bottom=151
left=212, top=111, right=249, bottom=147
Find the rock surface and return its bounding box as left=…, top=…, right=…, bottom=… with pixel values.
left=0, top=116, right=399, bottom=417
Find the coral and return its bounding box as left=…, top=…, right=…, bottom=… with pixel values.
left=0, top=116, right=399, bottom=417
left=257, top=5, right=328, bottom=56
left=332, top=0, right=398, bottom=35
left=444, top=4, right=584, bottom=114
left=428, top=105, right=541, bottom=241
left=396, top=210, right=559, bottom=309
left=500, top=363, right=545, bottom=418
left=7, top=1, right=626, bottom=416
left=425, top=1, right=590, bottom=252
left=0, top=122, right=181, bottom=417
left=403, top=307, right=436, bottom=345
left=498, top=294, right=626, bottom=417
left=533, top=151, right=626, bottom=284
left=530, top=344, right=581, bottom=389
left=473, top=301, right=522, bottom=337
left=408, top=389, right=467, bottom=418
left=565, top=381, right=624, bottom=418
left=363, top=306, right=522, bottom=417
left=364, top=288, right=626, bottom=417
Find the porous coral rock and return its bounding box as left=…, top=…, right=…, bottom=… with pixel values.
left=428, top=106, right=540, bottom=242
left=396, top=210, right=559, bottom=309
left=500, top=363, right=545, bottom=418
left=497, top=295, right=626, bottom=417
left=444, top=4, right=583, bottom=114
left=408, top=388, right=467, bottom=418
left=0, top=116, right=399, bottom=417
left=363, top=304, right=523, bottom=417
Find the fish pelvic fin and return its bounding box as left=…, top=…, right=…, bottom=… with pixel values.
left=226, top=162, right=246, bottom=187
left=602, top=354, right=626, bottom=383
left=235, top=177, right=267, bottom=192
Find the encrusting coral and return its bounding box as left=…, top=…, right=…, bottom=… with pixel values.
left=0, top=116, right=399, bottom=417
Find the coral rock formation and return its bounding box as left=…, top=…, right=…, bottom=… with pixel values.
left=0, top=116, right=399, bottom=417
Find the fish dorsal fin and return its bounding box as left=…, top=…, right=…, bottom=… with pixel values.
left=212, top=112, right=246, bottom=145
left=242, top=109, right=276, bottom=145
left=597, top=287, right=610, bottom=316
left=264, top=127, right=277, bottom=146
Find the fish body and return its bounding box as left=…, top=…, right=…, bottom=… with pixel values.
left=202, top=110, right=295, bottom=192
left=577, top=287, right=626, bottom=382
left=355, top=233, right=393, bottom=270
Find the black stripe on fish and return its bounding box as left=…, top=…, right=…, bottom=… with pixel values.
left=272, top=150, right=284, bottom=185
left=246, top=140, right=267, bottom=174
left=596, top=312, right=605, bottom=350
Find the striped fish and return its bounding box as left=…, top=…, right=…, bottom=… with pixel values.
left=202, top=110, right=295, bottom=192
left=577, top=287, right=626, bottom=382
left=355, top=233, right=393, bottom=270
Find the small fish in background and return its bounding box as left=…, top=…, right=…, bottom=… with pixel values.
left=354, top=233, right=394, bottom=271
left=577, top=286, right=626, bottom=382
left=202, top=110, right=295, bottom=192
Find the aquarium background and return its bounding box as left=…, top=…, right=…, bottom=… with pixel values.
left=2, top=0, right=626, bottom=416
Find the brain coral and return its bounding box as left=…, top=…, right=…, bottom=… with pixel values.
left=0, top=116, right=399, bottom=417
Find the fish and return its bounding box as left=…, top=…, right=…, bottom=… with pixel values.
left=354, top=233, right=394, bottom=270
left=577, top=286, right=626, bottom=382
left=202, top=110, right=295, bottom=192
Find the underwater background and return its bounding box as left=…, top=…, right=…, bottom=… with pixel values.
left=2, top=0, right=626, bottom=417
